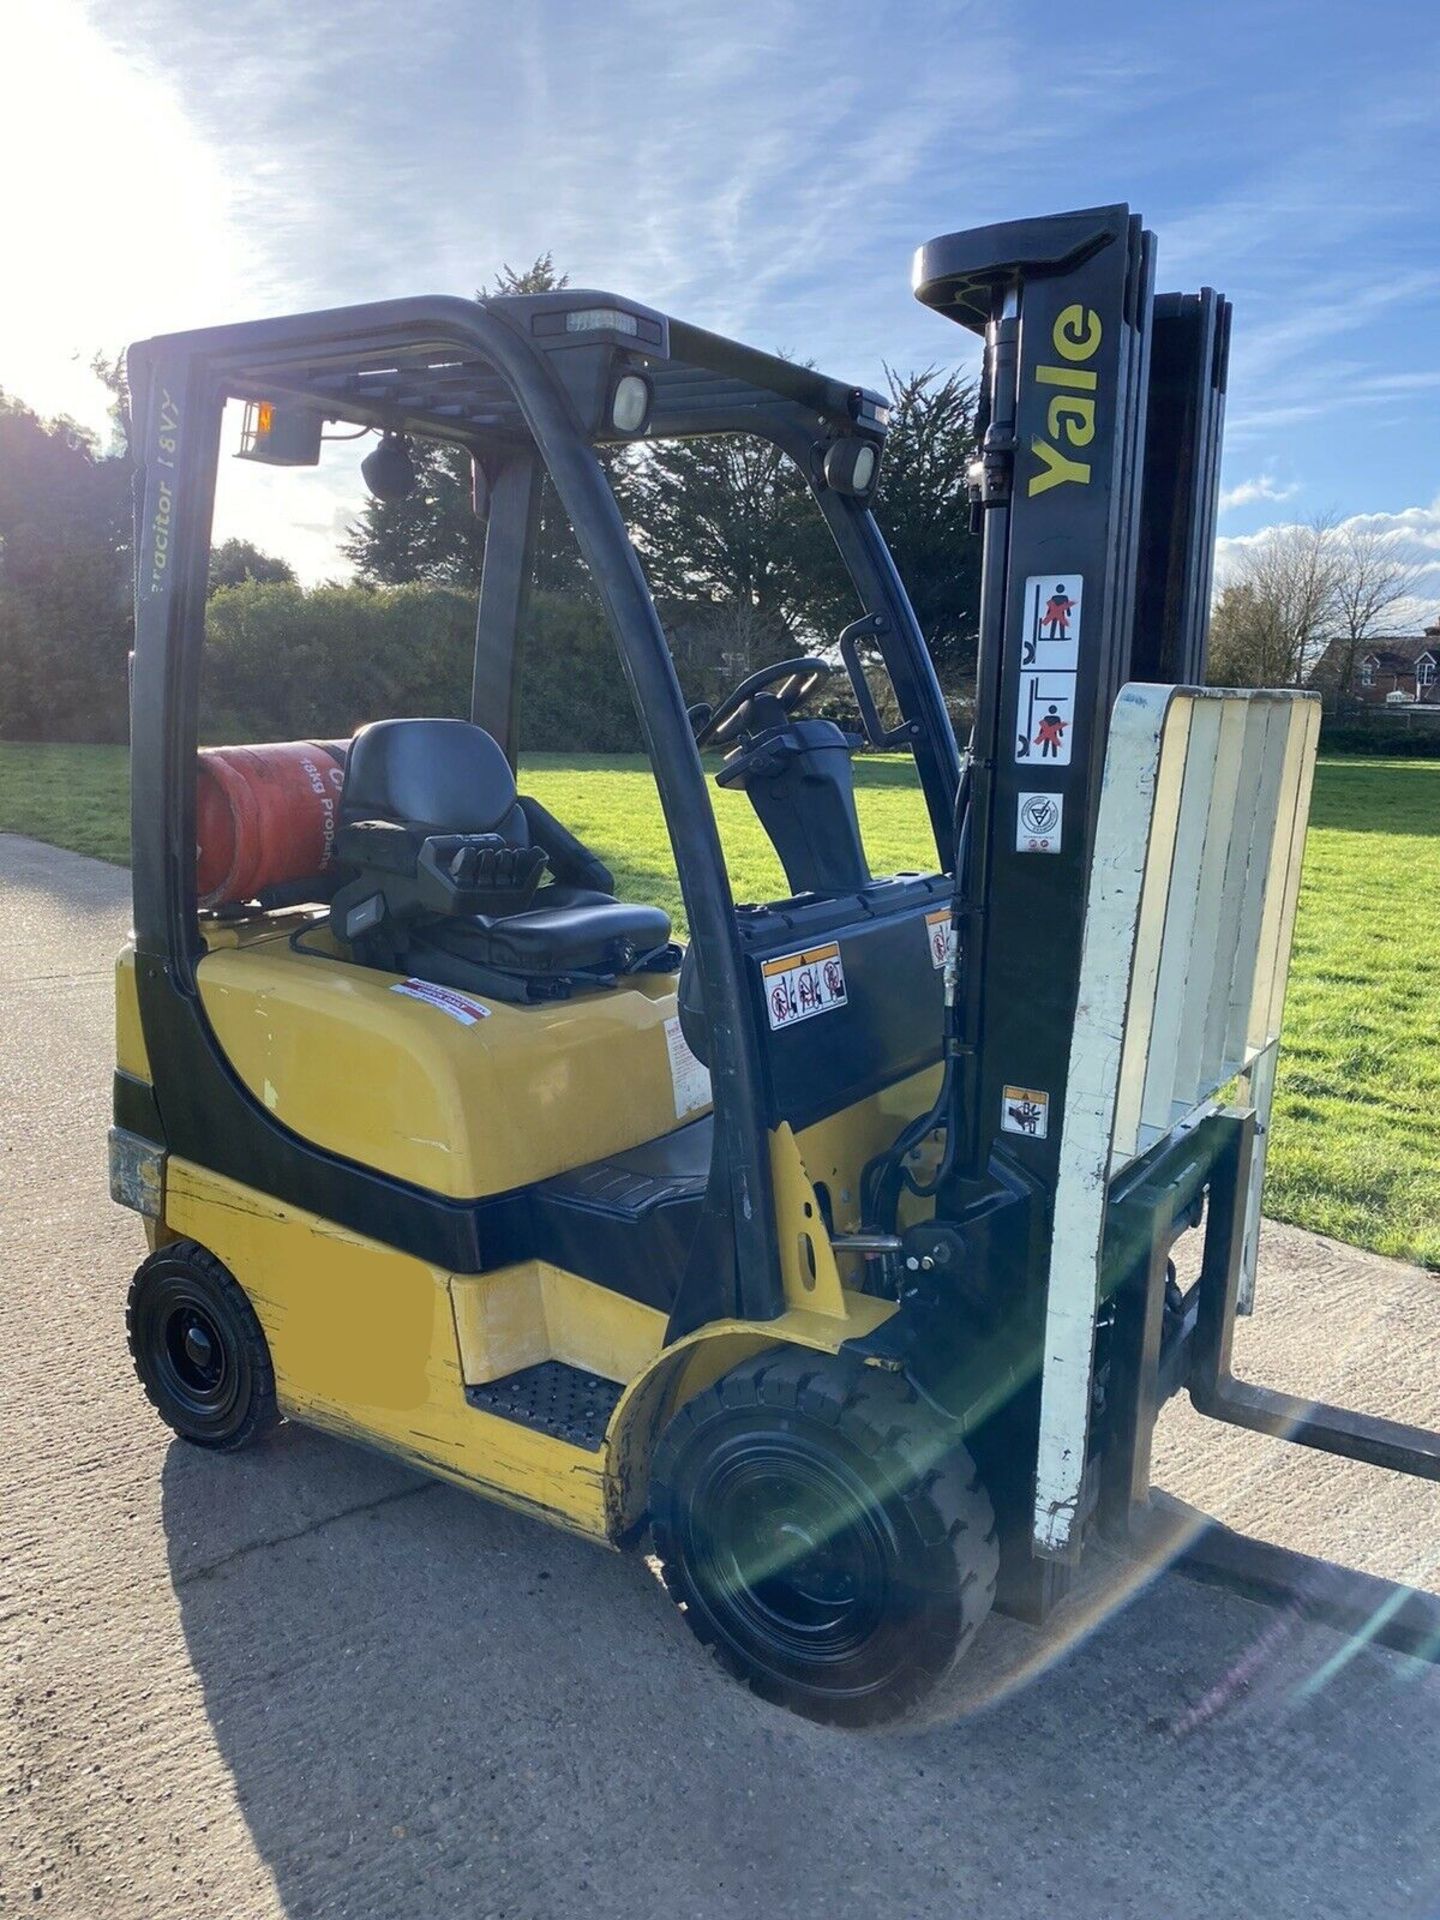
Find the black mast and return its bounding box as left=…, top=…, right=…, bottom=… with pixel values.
left=913, top=206, right=1229, bottom=1208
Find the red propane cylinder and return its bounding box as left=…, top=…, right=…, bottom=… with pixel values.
left=195, top=740, right=349, bottom=908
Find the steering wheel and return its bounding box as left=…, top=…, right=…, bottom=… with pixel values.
left=692, top=656, right=832, bottom=749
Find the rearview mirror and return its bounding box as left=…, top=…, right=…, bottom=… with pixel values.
left=360, top=433, right=417, bottom=502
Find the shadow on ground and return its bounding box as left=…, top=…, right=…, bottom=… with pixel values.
left=163, top=1421, right=1440, bottom=1920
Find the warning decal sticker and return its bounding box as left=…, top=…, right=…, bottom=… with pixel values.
left=1016, top=670, right=1075, bottom=766
left=1016, top=791, right=1064, bottom=854
left=664, top=1015, right=712, bottom=1119
left=763, top=942, right=847, bottom=1031
left=1021, top=574, right=1083, bottom=670
left=1016, top=573, right=1083, bottom=766
left=390, top=978, right=491, bottom=1025
left=924, top=907, right=951, bottom=970
left=1001, top=1084, right=1049, bottom=1139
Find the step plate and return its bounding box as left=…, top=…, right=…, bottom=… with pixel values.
left=465, top=1361, right=624, bottom=1452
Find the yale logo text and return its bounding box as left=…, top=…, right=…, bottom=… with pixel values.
left=1028, top=304, right=1102, bottom=496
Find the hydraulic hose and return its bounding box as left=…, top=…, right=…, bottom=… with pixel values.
left=859, top=754, right=972, bottom=1229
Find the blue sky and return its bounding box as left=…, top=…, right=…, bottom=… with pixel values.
left=8, top=0, right=1440, bottom=609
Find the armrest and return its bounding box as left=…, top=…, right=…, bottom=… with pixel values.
left=337, top=817, right=422, bottom=877
left=330, top=822, right=548, bottom=964
left=339, top=819, right=547, bottom=914
left=415, top=833, right=548, bottom=917
left=518, top=796, right=614, bottom=894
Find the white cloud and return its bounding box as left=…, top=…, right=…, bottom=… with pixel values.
left=1219, top=473, right=1299, bottom=513
left=14, top=0, right=1438, bottom=594
left=1, top=0, right=269, bottom=431
left=1215, top=496, right=1440, bottom=632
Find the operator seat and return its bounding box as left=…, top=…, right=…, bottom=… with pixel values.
left=330, top=718, right=672, bottom=997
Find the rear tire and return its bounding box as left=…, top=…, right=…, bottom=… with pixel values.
left=649, top=1348, right=997, bottom=1728
left=126, top=1241, right=279, bottom=1452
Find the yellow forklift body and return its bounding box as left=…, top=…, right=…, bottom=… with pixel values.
left=122, top=919, right=924, bottom=1541
left=115, top=220, right=1399, bottom=1728
left=159, top=1154, right=897, bottom=1542
left=118, top=936, right=941, bottom=1237
left=195, top=932, right=698, bottom=1199
left=115, top=948, right=150, bottom=1082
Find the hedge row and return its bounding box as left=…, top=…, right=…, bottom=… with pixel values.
left=1318, top=723, right=1440, bottom=759
left=202, top=580, right=641, bottom=751
left=198, top=580, right=932, bottom=752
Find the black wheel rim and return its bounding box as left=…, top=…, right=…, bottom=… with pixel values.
left=683, top=1436, right=900, bottom=1671
left=163, top=1304, right=227, bottom=1403
left=138, top=1274, right=247, bottom=1436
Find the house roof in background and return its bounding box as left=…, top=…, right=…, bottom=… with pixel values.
left=1309, top=623, right=1440, bottom=685
left=1359, top=629, right=1440, bottom=668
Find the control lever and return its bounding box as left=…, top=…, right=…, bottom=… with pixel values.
left=417, top=833, right=548, bottom=917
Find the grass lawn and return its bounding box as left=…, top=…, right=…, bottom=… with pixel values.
left=2, top=740, right=1435, bottom=1268
left=0, top=741, right=132, bottom=865
left=1264, top=760, right=1440, bottom=1269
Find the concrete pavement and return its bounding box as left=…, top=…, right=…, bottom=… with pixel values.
left=3, top=832, right=1439, bottom=1920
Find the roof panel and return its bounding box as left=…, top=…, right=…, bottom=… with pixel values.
left=128, top=291, right=886, bottom=448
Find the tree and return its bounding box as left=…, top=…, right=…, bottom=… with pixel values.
left=200, top=577, right=640, bottom=750
left=490, top=253, right=563, bottom=299
left=868, top=367, right=982, bottom=683
left=0, top=390, right=133, bottom=741
left=1327, top=522, right=1423, bottom=694
left=90, top=352, right=133, bottom=459
left=342, top=254, right=586, bottom=593
left=209, top=538, right=296, bottom=595
left=1208, top=510, right=1427, bottom=692
left=618, top=365, right=983, bottom=695
left=339, top=436, right=489, bottom=587
left=1207, top=512, right=1342, bottom=688
left=618, top=434, right=828, bottom=651
left=1207, top=581, right=1294, bottom=688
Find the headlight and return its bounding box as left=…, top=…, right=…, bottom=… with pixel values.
left=610, top=371, right=652, bottom=435
left=564, top=307, right=640, bottom=336
left=823, top=437, right=881, bottom=497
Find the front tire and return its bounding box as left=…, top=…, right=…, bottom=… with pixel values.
left=649, top=1349, right=997, bottom=1728
left=126, top=1241, right=279, bottom=1452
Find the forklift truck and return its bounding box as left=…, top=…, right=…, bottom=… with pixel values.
left=112, top=204, right=1440, bottom=1728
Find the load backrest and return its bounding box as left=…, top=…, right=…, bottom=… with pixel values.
left=1033, top=683, right=1320, bottom=1558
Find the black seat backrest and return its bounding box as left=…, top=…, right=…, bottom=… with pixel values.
left=343, top=719, right=527, bottom=844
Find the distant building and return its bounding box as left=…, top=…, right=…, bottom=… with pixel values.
left=1310, top=620, right=1440, bottom=706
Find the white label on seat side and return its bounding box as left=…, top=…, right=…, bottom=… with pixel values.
left=664, top=1015, right=712, bottom=1119
left=390, top=978, right=491, bottom=1025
